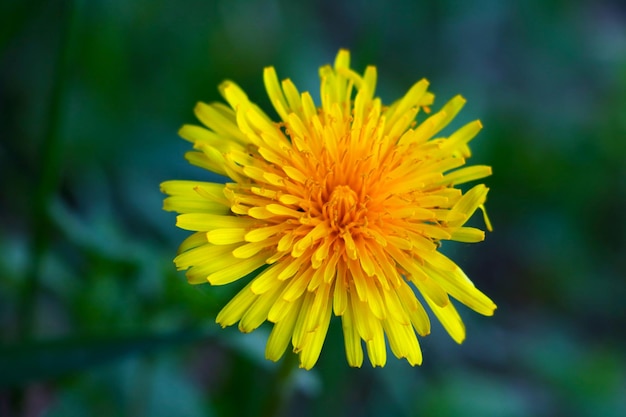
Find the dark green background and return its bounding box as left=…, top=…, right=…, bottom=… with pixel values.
left=1, top=0, right=625, bottom=416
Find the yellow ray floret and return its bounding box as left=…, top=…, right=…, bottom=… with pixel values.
left=162, top=49, right=496, bottom=370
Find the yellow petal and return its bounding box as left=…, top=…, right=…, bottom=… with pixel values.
left=206, top=253, right=266, bottom=285
left=216, top=282, right=257, bottom=327
left=207, top=228, right=247, bottom=245
left=383, top=319, right=422, bottom=366
left=421, top=261, right=497, bottom=316
left=176, top=213, right=257, bottom=231
left=298, top=295, right=332, bottom=370
left=340, top=304, right=364, bottom=367
left=266, top=297, right=302, bottom=361
left=263, top=66, right=290, bottom=122
left=396, top=281, right=431, bottom=336
left=239, top=282, right=284, bottom=332
left=440, top=165, right=492, bottom=186
left=425, top=297, right=466, bottom=344
left=448, top=227, right=485, bottom=243
left=365, top=315, right=386, bottom=367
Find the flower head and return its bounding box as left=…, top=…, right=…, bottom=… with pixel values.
left=161, top=50, right=496, bottom=369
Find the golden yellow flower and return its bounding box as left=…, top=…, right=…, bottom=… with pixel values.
left=161, top=50, right=496, bottom=369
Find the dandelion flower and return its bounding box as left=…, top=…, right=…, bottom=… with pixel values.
left=161, top=50, right=496, bottom=369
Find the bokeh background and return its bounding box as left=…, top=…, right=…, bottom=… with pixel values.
left=1, top=0, right=625, bottom=416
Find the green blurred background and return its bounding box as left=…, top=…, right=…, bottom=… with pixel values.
left=1, top=0, right=625, bottom=416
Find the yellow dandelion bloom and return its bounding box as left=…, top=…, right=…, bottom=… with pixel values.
left=162, top=49, right=496, bottom=370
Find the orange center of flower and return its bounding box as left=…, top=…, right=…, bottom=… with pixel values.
left=325, top=185, right=360, bottom=231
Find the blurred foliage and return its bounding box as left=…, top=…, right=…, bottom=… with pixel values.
left=1, top=0, right=626, bottom=416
